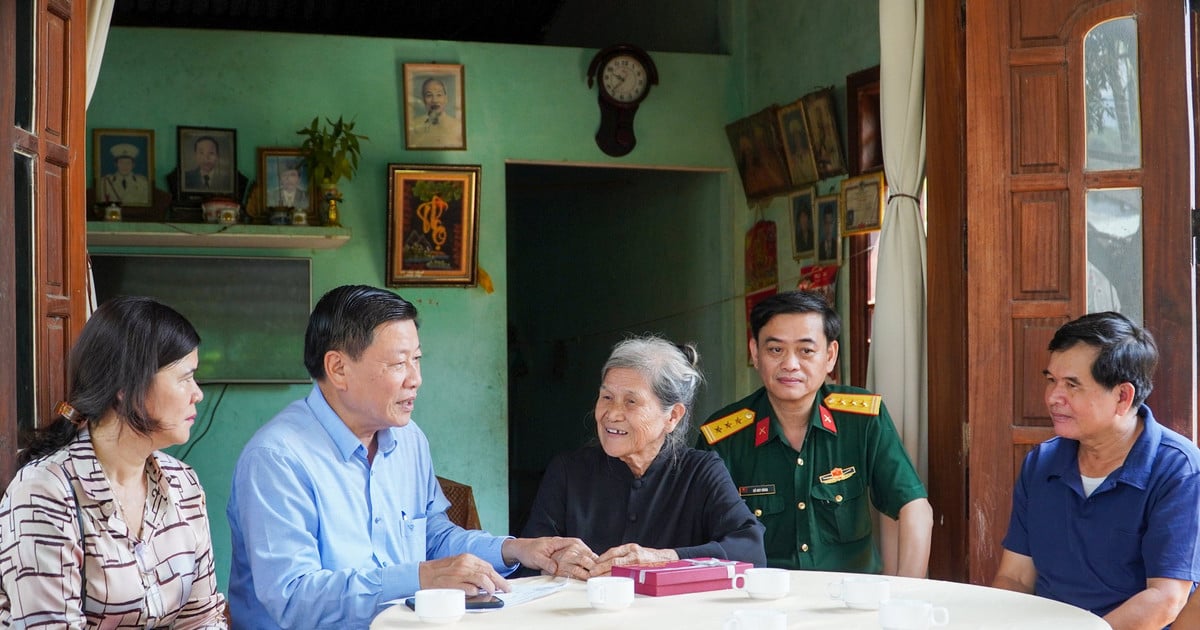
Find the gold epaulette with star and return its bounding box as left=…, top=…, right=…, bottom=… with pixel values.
left=822, top=393, right=882, bottom=416
left=700, top=409, right=756, bottom=445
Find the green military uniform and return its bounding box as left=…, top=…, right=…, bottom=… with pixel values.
left=698, top=383, right=926, bottom=574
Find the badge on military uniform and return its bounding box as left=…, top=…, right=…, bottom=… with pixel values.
left=819, top=466, right=857, bottom=484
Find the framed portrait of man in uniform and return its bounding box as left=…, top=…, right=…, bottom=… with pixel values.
left=93, top=128, right=155, bottom=207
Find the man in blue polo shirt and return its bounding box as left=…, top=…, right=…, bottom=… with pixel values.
left=992, top=312, right=1200, bottom=629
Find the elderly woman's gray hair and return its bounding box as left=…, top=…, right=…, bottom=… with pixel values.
left=601, top=334, right=703, bottom=460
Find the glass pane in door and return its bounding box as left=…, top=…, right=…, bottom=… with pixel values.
left=1084, top=17, right=1140, bottom=171
left=1085, top=188, right=1142, bottom=323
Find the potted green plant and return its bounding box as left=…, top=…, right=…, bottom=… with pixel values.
left=297, top=115, right=368, bottom=226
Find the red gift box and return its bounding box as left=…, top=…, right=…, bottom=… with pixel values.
left=611, top=557, right=752, bottom=597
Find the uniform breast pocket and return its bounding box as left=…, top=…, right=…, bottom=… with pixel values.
left=744, top=494, right=786, bottom=524
left=810, top=475, right=870, bottom=543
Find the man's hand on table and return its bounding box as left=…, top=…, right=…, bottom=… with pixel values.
left=419, top=553, right=511, bottom=594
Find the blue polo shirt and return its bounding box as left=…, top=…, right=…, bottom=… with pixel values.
left=1002, top=405, right=1200, bottom=618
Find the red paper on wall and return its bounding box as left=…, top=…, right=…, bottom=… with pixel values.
left=611, top=558, right=752, bottom=597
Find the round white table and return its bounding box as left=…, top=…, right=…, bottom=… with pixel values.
left=370, top=571, right=1108, bottom=629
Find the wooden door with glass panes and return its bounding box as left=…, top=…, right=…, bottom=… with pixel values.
left=963, top=0, right=1197, bottom=584
left=0, top=0, right=89, bottom=485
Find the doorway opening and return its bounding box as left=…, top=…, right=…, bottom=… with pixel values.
left=505, top=162, right=734, bottom=534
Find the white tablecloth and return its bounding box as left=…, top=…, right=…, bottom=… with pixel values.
left=370, top=571, right=1109, bottom=629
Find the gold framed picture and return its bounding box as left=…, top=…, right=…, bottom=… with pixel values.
left=840, top=171, right=886, bottom=236
left=386, top=163, right=481, bottom=287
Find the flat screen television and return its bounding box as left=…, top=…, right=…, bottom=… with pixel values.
left=89, top=254, right=312, bottom=383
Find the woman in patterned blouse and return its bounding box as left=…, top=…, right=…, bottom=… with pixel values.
left=0, top=296, right=227, bottom=628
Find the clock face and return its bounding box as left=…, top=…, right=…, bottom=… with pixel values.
left=600, top=54, right=649, bottom=104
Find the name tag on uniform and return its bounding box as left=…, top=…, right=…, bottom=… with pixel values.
left=738, top=484, right=776, bottom=497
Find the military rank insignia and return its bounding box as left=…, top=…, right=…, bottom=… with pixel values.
left=701, top=409, right=755, bottom=444
left=823, top=393, right=882, bottom=415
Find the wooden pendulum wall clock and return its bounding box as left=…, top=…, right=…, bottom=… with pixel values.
left=587, top=45, right=658, bottom=157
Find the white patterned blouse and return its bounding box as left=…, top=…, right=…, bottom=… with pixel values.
left=0, top=429, right=226, bottom=628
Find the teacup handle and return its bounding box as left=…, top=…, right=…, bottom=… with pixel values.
left=732, top=574, right=747, bottom=590
left=930, top=606, right=950, bottom=626
left=827, top=581, right=843, bottom=599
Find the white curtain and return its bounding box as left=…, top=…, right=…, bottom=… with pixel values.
left=869, top=0, right=927, bottom=573
left=85, top=0, right=115, bottom=316
left=85, top=0, right=115, bottom=107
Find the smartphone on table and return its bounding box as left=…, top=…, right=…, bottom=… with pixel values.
left=404, top=593, right=505, bottom=610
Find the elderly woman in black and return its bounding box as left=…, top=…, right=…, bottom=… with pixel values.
left=522, top=335, right=765, bottom=578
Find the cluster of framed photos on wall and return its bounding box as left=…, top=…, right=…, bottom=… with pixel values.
left=87, top=63, right=482, bottom=288
left=92, top=125, right=251, bottom=221
left=727, top=69, right=887, bottom=263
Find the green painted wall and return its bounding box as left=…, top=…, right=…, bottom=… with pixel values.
left=727, top=0, right=881, bottom=388
left=87, top=27, right=740, bottom=589
left=86, top=1, right=877, bottom=592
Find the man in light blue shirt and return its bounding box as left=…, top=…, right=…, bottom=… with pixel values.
left=227, top=285, right=584, bottom=629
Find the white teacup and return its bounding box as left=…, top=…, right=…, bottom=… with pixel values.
left=414, top=588, right=465, bottom=624
left=587, top=576, right=634, bottom=610
left=879, top=598, right=950, bottom=630
left=723, top=608, right=787, bottom=630
left=731, top=567, right=790, bottom=600
left=828, top=575, right=891, bottom=609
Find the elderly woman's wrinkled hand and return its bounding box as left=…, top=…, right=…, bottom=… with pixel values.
left=590, top=543, right=679, bottom=577
left=544, top=539, right=598, bottom=581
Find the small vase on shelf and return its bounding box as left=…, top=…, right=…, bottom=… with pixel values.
left=323, top=185, right=343, bottom=227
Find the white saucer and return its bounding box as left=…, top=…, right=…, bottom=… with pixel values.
left=418, top=614, right=465, bottom=624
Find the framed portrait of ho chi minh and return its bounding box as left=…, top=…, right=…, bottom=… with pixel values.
left=386, top=163, right=480, bottom=287
left=404, top=63, right=467, bottom=151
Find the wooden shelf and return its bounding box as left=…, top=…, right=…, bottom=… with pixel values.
left=86, top=221, right=351, bottom=250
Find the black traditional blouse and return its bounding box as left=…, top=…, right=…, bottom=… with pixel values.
left=521, top=446, right=766, bottom=566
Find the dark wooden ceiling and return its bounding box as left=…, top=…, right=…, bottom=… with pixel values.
left=111, top=0, right=567, bottom=45
left=108, top=0, right=725, bottom=54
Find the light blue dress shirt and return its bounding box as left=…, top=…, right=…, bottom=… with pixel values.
left=227, top=385, right=515, bottom=629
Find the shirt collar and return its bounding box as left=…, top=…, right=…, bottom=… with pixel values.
left=1113, top=404, right=1161, bottom=489
left=809, top=384, right=840, bottom=436
left=1045, top=404, right=1160, bottom=490
left=305, top=385, right=399, bottom=462
left=70, top=428, right=172, bottom=515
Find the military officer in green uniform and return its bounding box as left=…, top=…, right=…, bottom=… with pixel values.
left=699, top=290, right=932, bottom=576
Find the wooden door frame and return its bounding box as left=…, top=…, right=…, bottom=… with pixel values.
left=925, top=0, right=969, bottom=583
left=0, top=0, right=18, bottom=477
